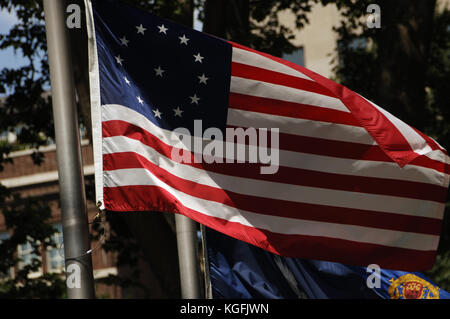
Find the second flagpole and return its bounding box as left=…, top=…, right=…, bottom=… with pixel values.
left=175, top=214, right=201, bottom=298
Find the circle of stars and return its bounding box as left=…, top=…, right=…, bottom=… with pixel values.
left=113, top=22, right=211, bottom=123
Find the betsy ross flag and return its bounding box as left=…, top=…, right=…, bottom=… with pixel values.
left=86, top=0, right=450, bottom=271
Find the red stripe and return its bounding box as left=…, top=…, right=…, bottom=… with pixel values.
left=103, top=119, right=389, bottom=163
left=103, top=120, right=447, bottom=202
left=231, top=61, right=336, bottom=98
left=103, top=151, right=443, bottom=235
left=104, top=116, right=448, bottom=175
left=411, top=126, right=447, bottom=154
left=228, top=92, right=360, bottom=126
left=226, top=124, right=393, bottom=162
left=228, top=127, right=449, bottom=175
left=230, top=41, right=423, bottom=168
left=104, top=185, right=437, bottom=271
left=278, top=130, right=450, bottom=175
left=103, top=119, right=384, bottom=163
left=205, top=159, right=447, bottom=203
left=409, top=155, right=450, bottom=177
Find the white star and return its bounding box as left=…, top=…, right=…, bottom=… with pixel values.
left=115, top=55, right=124, bottom=65
left=136, top=24, right=146, bottom=35
left=193, top=53, right=204, bottom=63
left=189, top=94, right=200, bottom=105
left=153, top=109, right=162, bottom=119
left=124, top=76, right=131, bottom=85
left=157, top=24, right=168, bottom=34
left=137, top=96, right=144, bottom=105
left=173, top=107, right=183, bottom=117
left=179, top=34, right=189, bottom=45
left=198, top=73, right=208, bottom=84
left=119, top=36, right=129, bottom=46
left=154, top=66, right=165, bottom=77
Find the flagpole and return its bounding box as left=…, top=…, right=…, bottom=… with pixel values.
left=175, top=214, right=201, bottom=298
left=43, top=0, right=95, bottom=298
left=200, top=225, right=213, bottom=299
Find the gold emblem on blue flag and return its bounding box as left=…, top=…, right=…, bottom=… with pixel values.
left=388, top=274, right=440, bottom=299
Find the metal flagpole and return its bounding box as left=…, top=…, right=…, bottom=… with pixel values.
left=175, top=214, right=201, bottom=298
left=43, top=0, right=95, bottom=298
left=200, top=224, right=213, bottom=299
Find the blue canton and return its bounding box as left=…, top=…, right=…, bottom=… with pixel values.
left=93, top=0, right=232, bottom=135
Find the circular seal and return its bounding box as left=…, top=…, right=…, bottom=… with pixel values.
left=388, top=274, right=440, bottom=299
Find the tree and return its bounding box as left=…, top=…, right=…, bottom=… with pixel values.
left=0, top=194, right=66, bottom=298
left=0, top=0, right=319, bottom=298
left=324, top=0, right=450, bottom=290
left=0, top=0, right=193, bottom=298
left=1, top=0, right=448, bottom=297
left=202, top=0, right=317, bottom=56
left=0, top=0, right=64, bottom=298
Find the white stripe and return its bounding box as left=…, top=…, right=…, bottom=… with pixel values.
left=102, top=104, right=446, bottom=185
left=424, top=149, right=450, bottom=167
left=423, top=150, right=450, bottom=192
left=230, top=76, right=349, bottom=113
left=364, top=97, right=433, bottom=156
left=85, top=0, right=104, bottom=209
left=227, top=108, right=375, bottom=145
left=103, top=135, right=445, bottom=219
left=104, top=168, right=439, bottom=251
left=232, top=47, right=312, bottom=81
left=281, top=150, right=446, bottom=186
left=103, top=104, right=373, bottom=148
left=427, top=135, right=447, bottom=152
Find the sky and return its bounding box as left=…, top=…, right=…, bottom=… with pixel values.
left=0, top=6, right=202, bottom=98
left=0, top=6, right=203, bottom=71
left=0, top=8, right=28, bottom=71
left=193, top=8, right=203, bottom=31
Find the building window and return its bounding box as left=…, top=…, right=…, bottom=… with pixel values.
left=17, top=237, right=42, bottom=278
left=46, top=224, right=65, bottom=273
left=337, top=37, right=368, bottom=67
left=282, top=47, right=305, bottom=66
left=0, top=131, right=8, bottom=141
left=18, top=242, right=36, bottom=267
left=0, top=232, right=13, bottom=279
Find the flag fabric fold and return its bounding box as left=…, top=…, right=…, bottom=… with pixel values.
left=205, top=227, right=450, bottom=299
left=86, top=0, right=450, bottom=271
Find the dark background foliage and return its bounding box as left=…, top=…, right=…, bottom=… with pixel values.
left=0, top=0, right=448, bottom=297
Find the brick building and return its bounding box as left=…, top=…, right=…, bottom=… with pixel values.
left=0, top=139, right=121, bottom=298
left=2, top=0, right=448, bottom=299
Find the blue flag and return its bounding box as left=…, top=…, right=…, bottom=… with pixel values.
left=205, top=227, right=450, bottom=299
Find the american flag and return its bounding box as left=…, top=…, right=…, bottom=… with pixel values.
left=87, top=0, right=449, bottom=271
